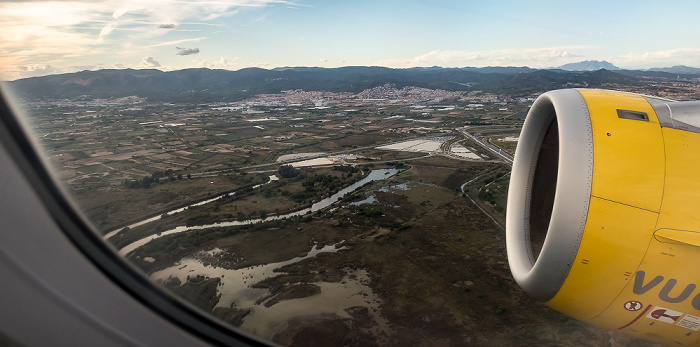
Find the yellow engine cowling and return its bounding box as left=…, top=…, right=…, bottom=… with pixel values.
left=507, top=88, right=700, bottom=346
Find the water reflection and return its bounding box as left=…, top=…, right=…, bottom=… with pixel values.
left=119, top=169, right=400, bottom=255
left=152, top=243, right=347, bottom=309
left=150, top=243, right=393, bottom=340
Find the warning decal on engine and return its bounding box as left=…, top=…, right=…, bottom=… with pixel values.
left=624, top=300, right=643, bottom=311
left=646, top=306, right=682, bottom=324
left=677, top=314, right=700, bottom=331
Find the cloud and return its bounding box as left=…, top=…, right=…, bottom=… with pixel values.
left=375, top=47, right=587, bottom=69
left=613, top=48, right=700, bottom=69
left=16, top=64, right=58, bottom=77
left=159, top=24, right=176, bottom=29
left=374, top=47, right=700, bottom=70
left=0, top=0, right=303, bottom=78
left=176, top=47, right=200, bottom=56
left=192, top=56, right=238, bottom=70
left=148, top=37, right=205, bottom=48
left=3, top=64, right=100, bottom=80
left=0, top=1, right=104, bottom=72
left=318, top=58, right=328, bottom=63
left=99, top=23, right=116, bottom=39
left=140, top=56, right=161, bottom=67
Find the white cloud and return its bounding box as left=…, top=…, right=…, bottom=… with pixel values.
left=99, top=23, right=115, bottom=39
left=0, top=2, right=106, bottom=68
left=148, top=37, right=206, bottom=48
left=16, top=64, right=58, bottom=77
left=613, top=48, right=700, bottom=69
left=0, top=0, right=304, bottom=79
left=2, top=63, right=100, bottom=80
left=374, top=47, right=700, bottom=70
left=375, top=47, right=587, bottom=69
left=140, top=56, right=161, bottom=67
left=192, top=56, right=238, bottom=70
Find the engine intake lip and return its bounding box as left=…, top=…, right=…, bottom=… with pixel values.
left=506, top=89, right=594, bottom=302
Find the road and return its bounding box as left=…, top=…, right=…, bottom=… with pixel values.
left=457, top=127, right=514, bottom=166
left=241, top=142, right=396, bottom=170
left=191, top=128, right=516, bottom=179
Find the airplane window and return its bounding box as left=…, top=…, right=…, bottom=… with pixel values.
left=3, top=0, right=699, bottom=345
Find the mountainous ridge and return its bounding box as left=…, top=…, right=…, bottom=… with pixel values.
left=554, top=60, right=621, bottom=71
left=646, top=65, right=700, bottom=74
left=6, top=63, right=698, bottom=102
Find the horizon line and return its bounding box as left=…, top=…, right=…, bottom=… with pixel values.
left=6, top=62, right=700, bottom=82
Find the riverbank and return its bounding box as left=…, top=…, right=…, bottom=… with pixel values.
left=118, top=169, right=400, bottom=255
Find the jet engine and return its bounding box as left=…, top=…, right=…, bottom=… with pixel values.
left=507, top=89, right=700, bottom=346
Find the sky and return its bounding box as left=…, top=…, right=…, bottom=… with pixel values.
left=3, top=0, right=700, bottom=80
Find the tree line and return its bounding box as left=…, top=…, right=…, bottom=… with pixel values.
left=122, top=169, right=191, bottom=188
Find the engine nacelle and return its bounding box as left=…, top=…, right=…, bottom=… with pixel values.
left=507, top=89, right=700, bottom=346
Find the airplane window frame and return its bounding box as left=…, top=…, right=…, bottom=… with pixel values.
left=0, top=84, right=267, bottom=347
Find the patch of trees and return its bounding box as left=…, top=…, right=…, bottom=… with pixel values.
left=387, top=161, right=407, bottom=169
left=477, top=186, right=504, bottom=212
left=122, top=169, right=184, bottom=188
left=186, top=212, right=215, bottom=226
left=134, top=216, right=315, bottom=257
left=278, top=165, right=299, bottom=178
left=280, top=169, right=363, bottom=204
left=302, top=173, right=338, bottom=190
left=293, top=173, right=341, bottom=201
left=358, top=205, right=383, bottom=218
left=290, top=191, right=316, bottom=203
left=483, top=170, right=507, bottom=185
left=332, top=165, right=360, bottom=173
left=341, top=193, right=363, bottom=203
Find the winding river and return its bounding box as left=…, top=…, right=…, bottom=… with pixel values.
left=104, top=175, right=280, bottom=240
left=118, top=168, right=400, bottom=255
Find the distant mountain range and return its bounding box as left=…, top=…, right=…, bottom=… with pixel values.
left=6, top=62, right=699, bottom=102
left=646, top=65, right=700, bottom=74
left=554, top=60, right=621, bottom=71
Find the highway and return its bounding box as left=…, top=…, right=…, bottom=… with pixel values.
left=192, top=128, right=516, bottom=179
left=457, top=127, right=514, bottom=166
